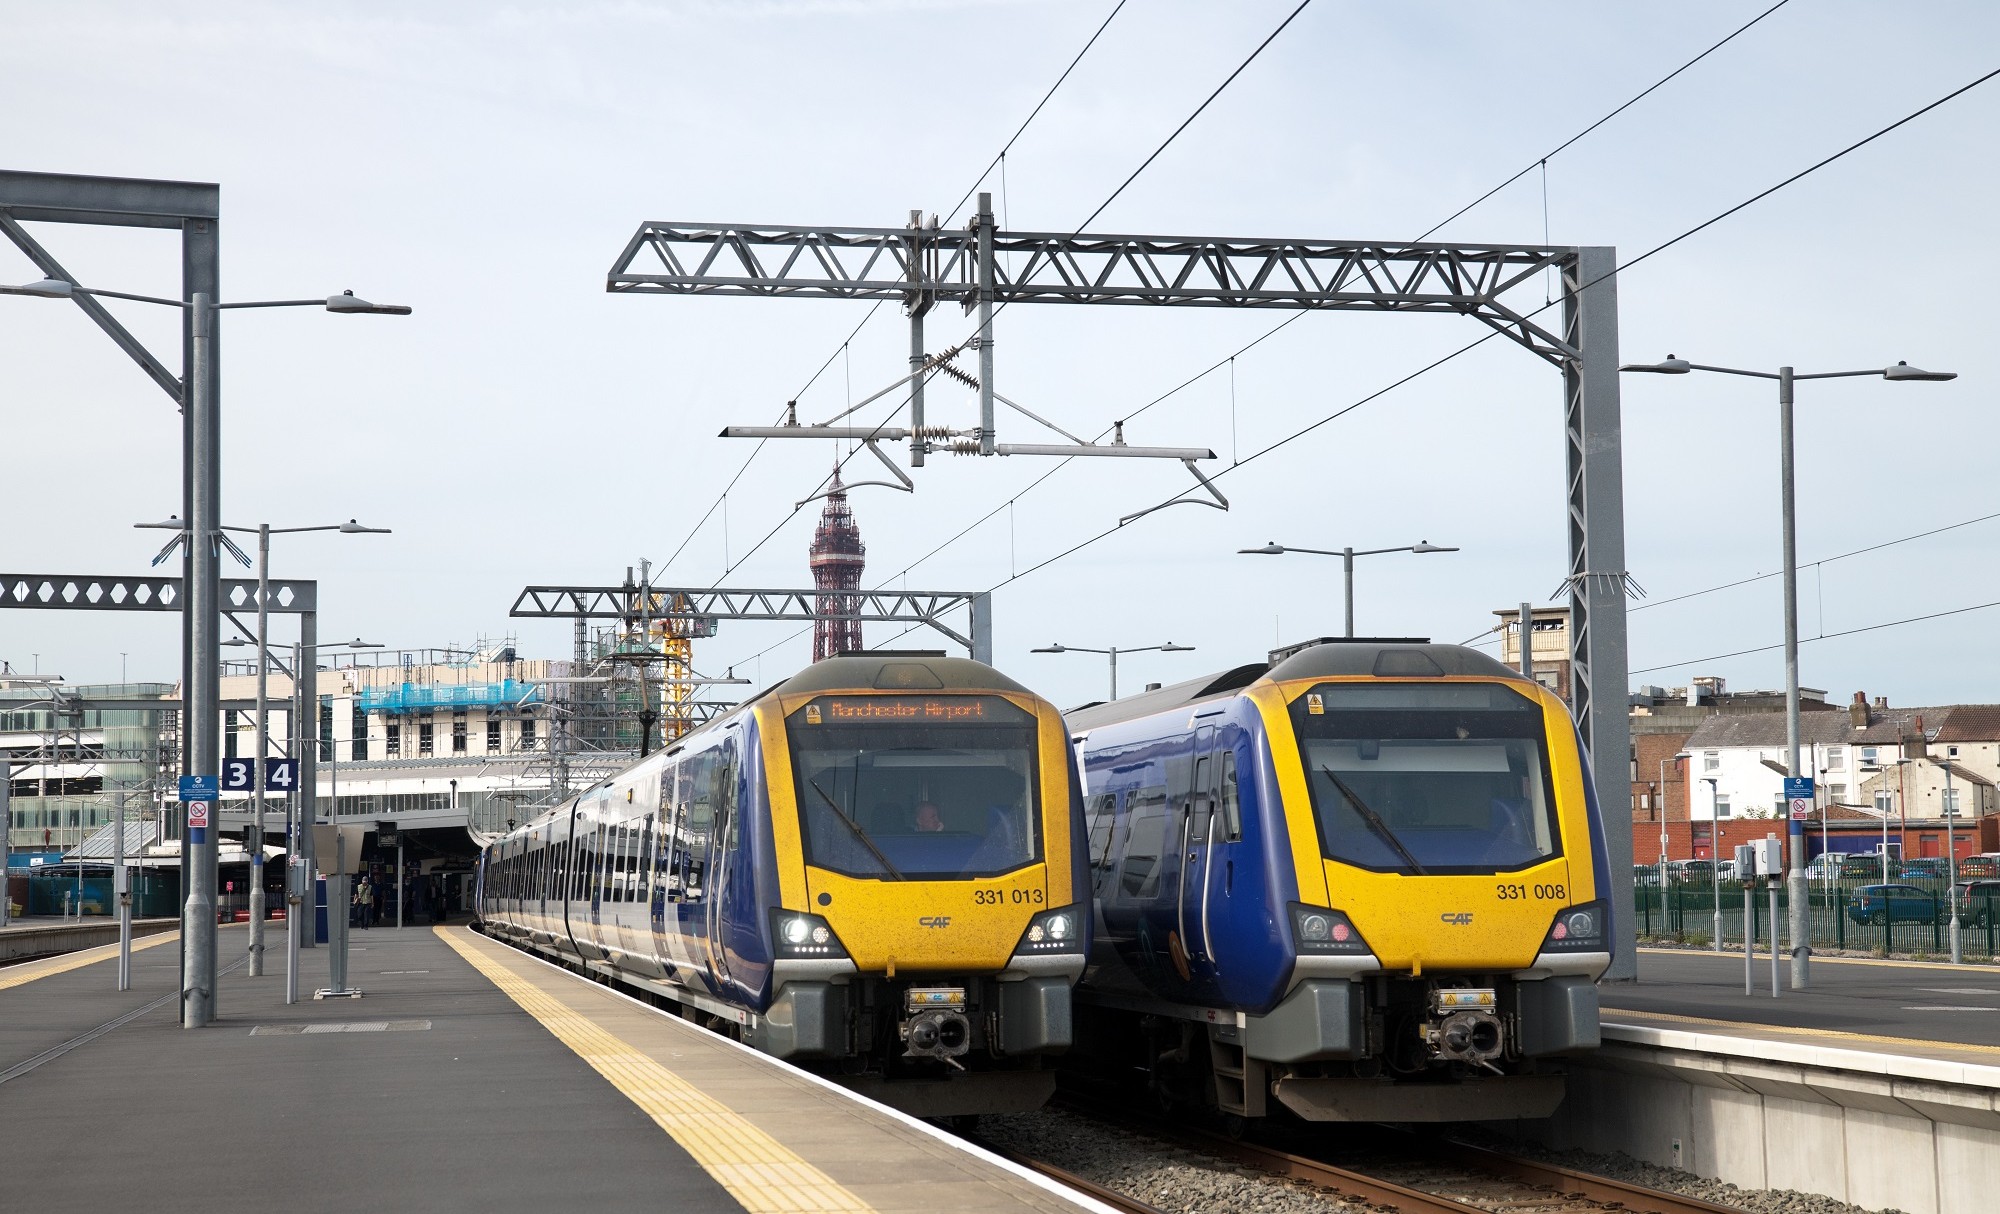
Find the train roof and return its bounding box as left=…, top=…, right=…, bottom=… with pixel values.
left=1065, top=638, right=1530, bottom=733
left=770, top=653, right=1033, bottom=698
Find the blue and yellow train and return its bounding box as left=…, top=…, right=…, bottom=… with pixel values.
left=1068, top=638, right=1609, bottom=1123
left=476, top=653, right=1089, bottom=1117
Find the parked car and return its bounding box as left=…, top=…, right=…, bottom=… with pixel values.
left=1951, top=879, right=2000, bottom=927
left=1902, top=857, right=1947, bottom=880
left=1840, top=853, right=1899, bottom=880
left=1846, top=883, right=1939, bottom=925
left=1633, top=864, right=1663, bottom=887
left=1958, top=855, right=2000, bottom=879
left=1806, top=853, right=1847, bottom=881
left=1667, top=859, right=1715, bottom=884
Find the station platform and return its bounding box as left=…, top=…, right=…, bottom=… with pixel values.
left=1610, top=945, right=2000, bottom=1058
left=0, top=923, right=1104, bottom=1214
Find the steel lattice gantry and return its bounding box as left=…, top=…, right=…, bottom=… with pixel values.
left=510, top=584, right=993, bottom=663
left=607, top=216, right=1633, bottom=979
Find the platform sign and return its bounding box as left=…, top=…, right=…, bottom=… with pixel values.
left=220, top=758, right=254, bottom=791
left=264, top=758, right=298, bottom=791
left=1784, top=776, right=1815, bottom=821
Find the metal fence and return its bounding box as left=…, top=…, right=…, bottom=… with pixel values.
left=1633, top=873, right=2000, bottom=959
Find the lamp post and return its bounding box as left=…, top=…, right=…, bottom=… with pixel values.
left=1932, top=755, right=1963, bottom=963
left=1622, top=356, right=1956, bottom=990
left=1861, top=758, right=1914, bottom=887
left=1659, top=751, right=1690, bottom=927
left=151, top=518, right=389, bottom=979
left=1238, top=541, right=1458, bottom=637
left=3, top=275, right=409, bottom=1028
left=1030, top=642, right=1194, bottom=702
left=1701, top=776, right=1723, bottom=950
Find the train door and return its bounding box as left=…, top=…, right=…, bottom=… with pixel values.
left=1177, top=723, right=1220, bottom=967
left=671, top=749, right=719, bottom=987
left=705, top=734, right=741, bottom=987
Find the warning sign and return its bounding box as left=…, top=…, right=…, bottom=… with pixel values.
left=1789, top=797, right=1812, bottom=819
left=188, top=802, right=211, bottom=829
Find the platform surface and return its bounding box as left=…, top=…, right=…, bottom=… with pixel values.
left=0, top=923, right=1095, bottom=1214
left=1604, top=946, right=2000, bottom=1066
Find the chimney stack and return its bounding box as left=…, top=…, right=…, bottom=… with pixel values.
left=1850, top=691, right=1870, bottom=728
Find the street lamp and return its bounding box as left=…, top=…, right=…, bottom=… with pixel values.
left=146, top=516, right=390, bottom=980
left=1031, top=641, right=1194, bottom=702
left=1860, top=758, right=1915, bottom=888
left=1623, top=355, right=1956, bottom=991
left=1657, top=751, right=1691, bottom=926
left=1238, top=541, right=1458, bottom=637
left=1929, top=753, right=1965, bottom=963
left=1701, top=775, right=1723, bottom=951
left=4, top=273, right=409, bottom=1029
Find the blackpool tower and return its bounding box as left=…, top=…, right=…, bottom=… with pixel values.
left=809, top=469, right=866, bottom=660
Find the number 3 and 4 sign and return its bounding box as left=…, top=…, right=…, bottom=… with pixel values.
left=220, top=757, right=299, bottom=792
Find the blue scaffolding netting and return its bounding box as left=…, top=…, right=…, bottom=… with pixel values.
left=356, top=679, right=542, bottom=715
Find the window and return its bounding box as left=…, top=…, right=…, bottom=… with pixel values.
left=1703, top=751, right=1719, bottom=773
left=1292, top=681, right=1559, bottom=875
left=385, top=722, right=401, bottom=757
left=1875, top=791, right=1892, bottom=814
left=1119, top=788, right=1170, bottom=896
left=1826, top=747, right=1845, bottom=771
left=521, top=718, right=538, bottom=750
left=1714, top=794, right=1732, bottom=818
left=351, top=705, right=368, bottom=762
left=319, top=695, right=334, bottom=762
left=1861, top=747, right=1879, bottom=765
left=1944, top=787, right=1962, bottom=817
left=418, top=721, right=435, bottom=756
left=1220, top=750, right=1241, bottom=841
left=452, top=713, right=468, bottom=754
left=1948, top=745, right=1960, bottom=758
left=487, top=719, right=501, bottom=754
left=1831, top=783, right=1846, bottom=798
left=225, top=710, right=239, bottom=759
left=1084, top=793, right=1118, bottom=887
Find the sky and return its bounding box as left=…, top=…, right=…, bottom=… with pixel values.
left=2, top=0, right=1998, bottom=717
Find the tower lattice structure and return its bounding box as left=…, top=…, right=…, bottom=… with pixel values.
left=809, top=470, right=867, bottom=661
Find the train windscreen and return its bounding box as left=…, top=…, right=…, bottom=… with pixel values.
left=787, top=694, right=1043, bottom=880
left=1288, top=681, right=1561, bottom=875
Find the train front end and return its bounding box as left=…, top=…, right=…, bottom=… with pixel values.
left=749, top=656, right=1087, bottom=1115
left=1250, top=642, right=1609, bottom=1120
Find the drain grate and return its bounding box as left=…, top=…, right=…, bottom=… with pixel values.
left=250, top=1020, right=431, bottom=1035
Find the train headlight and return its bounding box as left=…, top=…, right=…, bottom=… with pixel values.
left=1541, top=901, right=1607, bottom=952
left=1013, top=905, right=1085, bottom=955
left=1290, top=902, right=1371, bottom=955
left=770, top=909, right=848, bottom=959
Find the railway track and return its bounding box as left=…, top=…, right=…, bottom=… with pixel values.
left=980, top=1095, right=1749, bottom=1214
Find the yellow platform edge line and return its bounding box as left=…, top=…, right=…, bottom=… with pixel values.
left=435, top=927, right=874, bottom=1214
left=1604, top=1005, right=2000, bottom=1058
left=0, top=928, right=180, bottom=992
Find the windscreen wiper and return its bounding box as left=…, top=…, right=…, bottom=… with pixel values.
left=1319, top=765, right=1429, bottom=875
left=806, top=777, right=905, bottom=879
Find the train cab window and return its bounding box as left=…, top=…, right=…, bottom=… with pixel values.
left=1219, top=751, right=1241, bottom=841
left=1119, top=788, right=1170, bottom=897
left=1291, top=681, right=1560, bottom=875
left=785, top=694, right=1042, bottom=881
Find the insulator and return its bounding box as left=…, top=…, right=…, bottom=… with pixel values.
left=946, top=438, right=982, bottom=455
left=936, top=361, right=980, bottom=391
left=912, top=425, right=957, bottom=440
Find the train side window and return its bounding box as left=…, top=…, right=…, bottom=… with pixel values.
left=680, top=750, right=718, bottom=900
left=1085, top=793, right=1117, bottom=884
left=1188, top=756, right=1211, bottom=844
left=1220, top=751, right=1241, bottom=841
left=1120, top=787, right=1169, bottom=897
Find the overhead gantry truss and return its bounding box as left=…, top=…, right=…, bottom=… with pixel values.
left=609, top=221, right=1575, bottom=365
left=509, top=584, right=993, bottom=664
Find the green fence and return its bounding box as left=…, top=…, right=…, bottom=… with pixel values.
left=1633, top=873, right=2000, bottom=959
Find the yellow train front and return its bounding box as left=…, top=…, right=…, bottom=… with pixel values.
left=478, top=653, right=1088, bottom=1118
left=1070, top=638, right=1609, bottom=1122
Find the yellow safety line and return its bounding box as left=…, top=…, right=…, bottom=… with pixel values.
left=436, top=927, right=871, bottom=1214
left=1639, top=945, right=2000, bottom=974
left=1605, top=1006, right=2000, bottom=1059
left=0, top=929, right=180, bottom=992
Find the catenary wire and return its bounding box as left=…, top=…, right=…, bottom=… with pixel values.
left=860, top=63, right=2000, bottom=653
left=845, top=0, right=1807, bottom=607
left=649, top=2, right=1129, bottom=579
left=1631, top=599, right=2000, bottom=676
